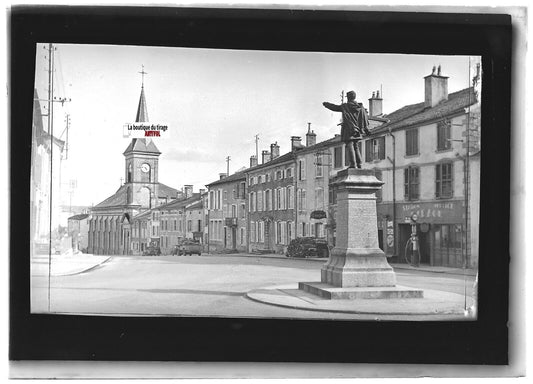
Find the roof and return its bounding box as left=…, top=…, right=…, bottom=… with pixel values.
left=187, top=200, right=203, bottom=210
left=68, top=213, right=90, bottom=220
left=157, top=193, right=201, bottom=211
left=246, top=151, right=296, bottom=173
left=92, top=184, right=133, bottom=209
left=371, top=87, right=477, bottom=135
left=158, top=182, right=180, bottom=198
left=206, top=170, right=247, bottom=187
left=135, top=86, right=149, bottom=122
left=123, top=138, right=161, bottom=155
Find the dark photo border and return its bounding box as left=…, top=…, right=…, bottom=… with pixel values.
left=10, top=6, right=511, bottom=364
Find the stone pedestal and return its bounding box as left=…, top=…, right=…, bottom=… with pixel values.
left=300, top=168, right=423, bottom=299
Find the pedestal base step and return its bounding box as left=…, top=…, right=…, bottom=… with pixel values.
left=299, top=282, right=424, bottom=300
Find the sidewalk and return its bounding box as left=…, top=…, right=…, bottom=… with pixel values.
left=31, top=251, right=111, bottom=277
left=203, top=252, right=477, bottom=276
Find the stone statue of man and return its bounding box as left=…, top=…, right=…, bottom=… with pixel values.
left=323, top=90, right=370, bottom=168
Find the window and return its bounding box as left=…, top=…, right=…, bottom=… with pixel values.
left=265, top=173, right=270, bottom=183
left=276, top=222, right=282, bottom=244
left=265, top=189, right=271, bottom=211
left=437, top=121, right=452, bottom=151
left=315, top=153, right=323, bottom=177
left=287, top=186, right=294, bottom=209
left=232, top=188, right=237, bottom=199
left=298, top=159, right=306, bottom=180
left=301, top=222, right=307, bottom=237
left=249, top=177, right=254, bottom=186
left=216, top=190, right=222, bottom=209
left=223, top=190, right=228, bottom=201
left=258, top=175, right=262, bottom=184
left=404, top=166, right=420, bottom=201
left=298, top=189, right=307, bottom=211
left=250, top=221, right=256, bottom=243
left=287, top=221, right=293, bottom=241
left=240, top=203, right=246, bottom=218
left=258, top=221, right=264, bottom=243
left=334, top=146, right=343, bottom=168
left=249, top=192, right=256, bottom=212
left=365, top=137, right=385, bottom=162
left=436, top=162, right=453, bottom=198
left=240, top=227, right=245, bottom=245
left=231, top=204, right=237, bottom=218
left=238, top=181, right=246, bottom=199
left=286, top=168, right=293, bottom=178
left=276, top=188, right=283, bottom=210
left=257, top=190, right=263, bottom=211
left=406, top=128, right=419, bottom=156
left=276, top=170, right=283, bottom=180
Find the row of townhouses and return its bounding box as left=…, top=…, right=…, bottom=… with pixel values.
left=74, top=63, right=480, bottom=268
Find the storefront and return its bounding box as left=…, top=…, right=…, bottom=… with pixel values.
left=377, top=200, right=468, bottom=268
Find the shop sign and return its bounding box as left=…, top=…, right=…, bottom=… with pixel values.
left=310, top=210, right=327, bottom=219
left=401, top=201, right=462, bottom=223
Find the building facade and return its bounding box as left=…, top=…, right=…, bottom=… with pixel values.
left=359, top=64, right=481, bottom=268
left=206, top=172, right=247, bottom=253
left=245, top=142, right=297, bottom=254
left=67, top=213, right=91, bottom=252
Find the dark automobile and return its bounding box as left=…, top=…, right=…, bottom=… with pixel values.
left=286, top=237, right=330, bottom=258
left=179, top=240, right=202, bottom=256
left=143, top=245, right=161, bottom=256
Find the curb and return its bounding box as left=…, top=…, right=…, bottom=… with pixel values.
left=245, top=284, right=475, bottom=317
left=55, top=256, right=112, bottom=277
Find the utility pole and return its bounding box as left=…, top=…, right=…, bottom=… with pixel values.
left=226, top=156, right=231, bottom=176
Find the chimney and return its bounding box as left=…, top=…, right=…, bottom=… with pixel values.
left=270, top=142, right=280, bottom=159
left=424, top=65, right=449, bottom=108
left=306, top=123, right=316, bottom=147
left=262, top=150, right=271, bottom=164
left=250, top=155, right=258, bottom=168
left=368, top=90, right=383, bottom=117
left=291, top=136, right=303, bottom=151
left=184, top=185, right=193, bottom=198
left=219, top=173, right=227, bottom=180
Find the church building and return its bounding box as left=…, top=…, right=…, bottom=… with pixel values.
left=88, top=74, right=179, bottom=255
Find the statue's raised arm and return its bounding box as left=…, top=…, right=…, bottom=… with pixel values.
left=322, top=90, right=369, bottom=169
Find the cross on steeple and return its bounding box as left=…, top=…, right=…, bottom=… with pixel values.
left=139, top=65, right=148, bottom=88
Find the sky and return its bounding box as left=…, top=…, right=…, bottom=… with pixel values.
left=33, top=43, right=473, bottom=208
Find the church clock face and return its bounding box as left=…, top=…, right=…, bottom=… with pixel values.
left=141, top=163, right=150, bottom=173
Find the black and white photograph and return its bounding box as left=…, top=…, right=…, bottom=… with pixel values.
left=29, top=43, right=482, bottom=320
left=9, top=4, right=520, bottom=376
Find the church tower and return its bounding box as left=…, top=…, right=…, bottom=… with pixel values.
left=123, top=67, right=161, bottom=209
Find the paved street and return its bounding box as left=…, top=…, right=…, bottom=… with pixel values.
left=31, top=254, right=476, bottom=321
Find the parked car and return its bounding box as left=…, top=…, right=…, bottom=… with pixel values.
left=179, top=240, right=202, bottom=256
left=143, top=245, right=161, bottom=256
left=286, top=237, right=329, bottom=258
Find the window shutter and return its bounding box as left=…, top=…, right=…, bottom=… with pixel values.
left=365, top=140, right=372, bottom=162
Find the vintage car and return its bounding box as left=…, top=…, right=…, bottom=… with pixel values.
left=286, top=237, right=329, bottom=258
left=177, top=240, right=202, bottom=256
left=143, top=245, right=161, bottom=256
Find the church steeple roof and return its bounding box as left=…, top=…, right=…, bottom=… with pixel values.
left=124, top=66, right=160, bottom=155
left=135, top=86, right=149, bottom=123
